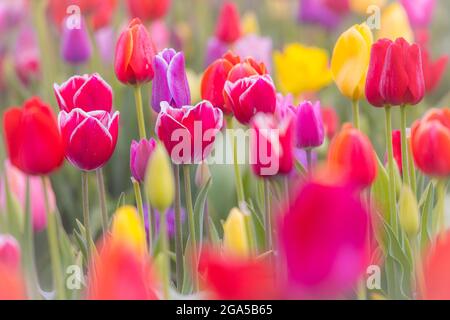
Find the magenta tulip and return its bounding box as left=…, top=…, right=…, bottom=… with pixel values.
left=296, top=101, right=325, bottom=149
left=0, top=235, right=21, bottom=271
left=130, top=138, right=157, bottom=182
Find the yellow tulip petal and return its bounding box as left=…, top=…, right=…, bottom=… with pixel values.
left=111, top=205, right=147, bottom=255
left=378, top=3, right=414, bottom=43
left=223, top=208, right=249, bottom=257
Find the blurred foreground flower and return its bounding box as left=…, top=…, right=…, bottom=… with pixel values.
left=423, top=230, right=450, bottom=299
left=400, top=0, right=436, bottom=29
left=111, top=206, right=147, bottom=256
left=0, top=234, right=21, bottom=270
left=321, top=106, right=340, bottom=140
left=418, top=33, right=448, bottom=94
left=378, top=3, right=413, bottom=42
left=0, top=263, right=26, bottom=300
left=223, top=208, right=249, bottom=256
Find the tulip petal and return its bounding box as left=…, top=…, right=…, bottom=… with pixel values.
left=73, top=74, right=113, bottom=112
left=167, top=52, right=191, bottom=108
left=151, top=55, right=170, bottom=112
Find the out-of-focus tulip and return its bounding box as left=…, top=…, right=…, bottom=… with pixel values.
left=152, top=48, right=191, bottom=112
left=322, top=106, right=340, bottom=140
left=295, top=101, right=325, bottom=149
left=411, top=108, right=450, bottom=177
left=3, top=97, right=64, bottom=175
left=114, top=18, right=157, bottom=85
left=94, top=27, right=115, bottom=64
left=241, top=12, right=259, bottom=35
left=61, top=17, right=92, bottom=65
left=418, top=33, right=448, bottom=94
left=145, top=144, right=175, bottom=212
left=54, top=74, right=113, bottom=113
left=0, top=264, right=26, bottom=300
left=0, top=0, right=27, bottom=33
left=331, top=23, right=373, bottom=100
left=58, top=108, right=119, bottom=171
left=205, top=37, right=229, bottom=67
left=235, top=35, right=273, bottom=72
left=155, top=101, right=223, bottom=164
left=0, top=160, right=56, bottom=232
left=280, top=180, right=369, bottom=297
left=365, top=38, right=425, bottom=107
left=349, top=0, right=386, bottom=14
left=297, top=0, right=346, bottom=29
left=0, top=235, right=21, bottom=270
left=186, top=70, right=202, bottom=104
left=13, top=24, right=40, bottom=86
left=328, top=123, right=378, bottom=188
left=143, top=206, right=186, bottom=239
left=198, top=249, right=278, bottom=300
left=223, top=208, right=249, bottom=256
left=149, top=20, right=170, bottom=51
left=400, top=0, right=435, bottom=29
left=274, top=43, right=332, bottom=96
left=423, top=230, right=450, bottom=299
left=130, top=138, right=157, bottom=183
left=111, top=206, right=147, bottom=256
left=126, top=0, right=171, bottom=23
left=378, top=3, right=413, bottom=43
left=398, top=185, right=419, bottom=237
left=215, top=1, right=241, bottom=44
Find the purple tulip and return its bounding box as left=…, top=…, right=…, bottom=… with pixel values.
left=400, top=0, right=436, bottom=28
left=205, top=37, right=229, bottom=66
left=296, top=101, right=325, bottom=149
left=143, top=205, right=186, bottom=240
left=151, top=48, right=191, bottom=112
left=130, top=138, right=157, bottom=183
left=297, top=0, right=344, bottom=30
left=61, top=17, right=92, bottom=65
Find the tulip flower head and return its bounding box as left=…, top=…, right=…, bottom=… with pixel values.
left=298, top=0, right=347, bottom=29
left=223, top=208, right=249, bottom=257
left=130, top=138, right=157, bottom=183
left=0, top=235, right=21, bottom=271
left=111, top=206, right=147, bottom=256
left=60, top=17, right=92, bottom=65
left=13, top=24, right=40, bottom=86
left=295, top=101, right=325, bottom=149
left=0, top=263, right=26, bottom=300
left=215, top=1, right=241, bottom=44
left=126, top=0, right=171, bottom=23
left=400, top=0, right=436, bottom=29
left=321, top=106, right=340, bottom=140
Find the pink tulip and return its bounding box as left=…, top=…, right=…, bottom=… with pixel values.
left=0, top=235, right=21, bottom=270
left=13, top=24, right=40, bottom=86
left=401, top=0, right=435, bottom=28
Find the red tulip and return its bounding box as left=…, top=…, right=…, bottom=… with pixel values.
left=58, top=108, right=119, bottom=171
left=328, top=123, right=378, bottom=188
left=418, top=33, right=448, bottom=94
left=411, top=108, right=450, bottom=177
left=321, top=106, right=340, bottom=140
left=3, top=97, right=64, bottom=175
left=114, top=18, right=157, bottom=85
left=423, top=230, right=450, bottom=299
left=126, top=0, right=171, bottom=23
left=366, top=38, right=425, bottom=107
left=392, top=129, right=403, bottom=174
left=155, top=101, right=223, bottom=164
left=215, top=1, right=241, bottom=44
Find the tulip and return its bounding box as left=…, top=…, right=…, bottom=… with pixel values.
left=114, top=18, right=157, bottom=85
left=235, top=35, right=273, bottom=72
left=152, top=48, right=191, bottom=112
left=0, top=264, right=26, bottom=300
left=130, top=138, right=157, bottom=183
left=378, top=3, right=413, bottom=43
left=274, top=43, right=332, bottom=96
left=322, top=106, right=340, bottom=140
left=54, top=74, right=113, bottom=113
left=241, top=12, right=259, bottom=35
left=58, top=108, right=119, bottom=171
left=223, top=208, right=249, bottom=257
left=328, top=124, right=378, bottom=188
left=143, top=205, right=186, bottom=239
left=111, top=206, right=147, bottom=256
left=215, top=1, right=241, bottom=44
left=13, top=24, right=40, bottom=86
left=391, top=130, right=403, bottom=174
left=400, top=0, right=436, bottom=29
left=186, top=70, right=202, bottom=104
left=280, top=180, right=369, bottom=297
left=423, top=231, right=450, bottom=299
left=419, top=33, right=448, bottom=94
left=349, top=0, right=386, bottom=14
left=331, top=23, right=373, bottom=101
left=398, top=185, right=419, bottom=237
left=3, top=97, right=64, bottom=175
left=297, top=0, right=346, bottom=29
left=205, top=37, right=230, bottom=67
left=94, top=27, right=115, bottom=64
left=0, top=235, right=21, bottom=270
left=156, top=101, right=223, bottom=164
left=60, top=17, right=92, bottom=65
left=224, top=74, right=276, bottom=124
left=0, top=0, right=27, bottom=33
left=295, top=101, right=325, bottom=149
left=126, top=0, right=171, bottom=23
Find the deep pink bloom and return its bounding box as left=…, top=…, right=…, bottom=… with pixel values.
left=58, top=109, right=119, bottom=171
left=295, top=101, right=325, bottom=149
left=280, top=180, right=369, bottom=297
left=155, top=101, right=223, bottom=164
left=400, top=0, right=435, bottom=28
left=54, top=74, right=113, bottom=113
left=223, top=74, right=276, bottom=124
left=0, top=235, right=21, bottom=271
left=130, top=138, right=157, bottom=183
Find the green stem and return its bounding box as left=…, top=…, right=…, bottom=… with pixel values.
left=42, top=177, right=65, bottom=300
left=81, top=172, right=93, bottom=259
left=385, top=106, right=398, bottom=231
left=408, top=141, right=417, bottom=196
left=306, top=149, right=313, bottom=172
left=24, top=178, right=39, bottom=299
left=263, top=179, right=272, bottom=251
left=400, top=105, right=411, bottom=187
left=228, top=118, right=245, bottom=205
left=133, top=85, right=147, bottom=139
left=435, top=180, right=447, bottom=234
left=183, top=165, right=198, bottom=291
left=173, top=165, right=184, bottom=290
left=132, top=179, right=148, bottom=250
left=96, top=169, right=108, bottom=234
left=352, top=99, right=360, bottom=130
left=160, top=209, right=170, bottom=299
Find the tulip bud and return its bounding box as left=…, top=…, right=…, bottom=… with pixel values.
left=223, top=208, right=249, bottom=257
left=195, top=161, right=211, bottom=188
left=398, top=185, right=419, bottom=237
left=145, top=144, right=175, bottom=212
left=61, top=17, right=92, bottom=65
left=130, top=138, right=157, bottom=183
left=215, top=1, right=241, bottom=44
left=296, top=101, right=325, bottom=149
left=0, top=235, right=21, bottom=270
left=111, top=206, right=147, bottom=255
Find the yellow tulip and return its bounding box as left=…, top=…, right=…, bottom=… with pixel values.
left=223, top=208, right=249, bottom=257
left=241, top=12, right=259, bottom=35
left=399, top=185, right=420, bottom=237
left=349, top=0, right=386, bottom=14
left=145, top=144, right=175, bottom=213
left=111, top=206, right=147, bottom=255
left=274, top=43, right=332, bottom=96
left=378, top=3, right=413, bottom=43
left=331, top=23, right=373, bottom=100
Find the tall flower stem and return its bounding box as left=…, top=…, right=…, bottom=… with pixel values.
left=227, top=118, right=245, bottom=204
left=306, top=149, right=313, bottom=172
left=400, top=105, right=411, bottom=187
left=160, top=210, right=170, bottom=299
left=24, top=178, right=39, bottom=299
left=263, top=179, right=272, bottom=251
left=96, top=168, right=108, bottom=234
left=352, top=99, right=360, bottom=130
left=132, top=178, right=148, bottom=250
left=173, top=165, right=184, bottom=290
left=385, top=106, right=398, bottom=231
left=42, top=177, right=65, bottom=300
left=81, top=172, right=93, bottom=258
left=133, top=85, right=147, bottom=139
left=435, top=179, right=447, bottom=234
left=183, top=165, right=198, bottom=291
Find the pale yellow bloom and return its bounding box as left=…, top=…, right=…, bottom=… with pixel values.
left=399, top=185, right=420, bottom=237
left=111, top=206, right=147, bottom=255
left=223, top=208, right=249, bottom=257
left=241, top=12, right=259, bottom=35
left=378, top=3, right=413, bottom=43
left=349, top=0, right=386, bottom=14
left=274, top=43, right=332, bottom=96
left=331, top=23, right=373, bottom=100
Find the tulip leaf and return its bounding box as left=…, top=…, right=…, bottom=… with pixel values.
left=193, top=177, right=212, bottom=247
left=419, top=181, right=434, bottom=250
left=207, top=216, right=221, bottom=246
left=371, top=157, right=391, bottom=223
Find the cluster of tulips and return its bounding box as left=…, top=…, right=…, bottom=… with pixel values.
left=0, top=0, right=449, bottom=300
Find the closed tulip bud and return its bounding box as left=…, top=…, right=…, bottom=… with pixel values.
left=215, top=2, right=241, bottom=44
left=296, top=101, right=325, bottom=149
left=126, top=0, right=171, bottom=23
left=398, top=185, right=419, bottom=237
left=400, top=0, right=436, bottom=29
left=223, top=208, right=249, bottom=257
left=130, top=138, right=157, bottom=183
left=145, top=144, right=175, bottom=212
left=195, top=161, right=211, bottom=188
left=331, top=23, right=373, bottom=100
left=61, top=17, right=92, bottom=65
left=0, top=235, right=21, bottom=270
left=111, top=206, right=147, bottom=255
left=241, top=12, right=259, bottom=35
left=378, top=3, right=413, bottom=43
left=322, top=106, right=340, bottom=140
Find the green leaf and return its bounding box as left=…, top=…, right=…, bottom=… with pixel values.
left=207, top=216, right=220, bottom=246
left=419, top=181, right=434, bottom=250
left=193, top=177, right=212, bottom=246
left=371, top=157, right=391, bottom=222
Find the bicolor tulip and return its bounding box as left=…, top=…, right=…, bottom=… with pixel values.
left=155, top=101, right=223, bottom=164
left=215, top=1, right=241, bottom=44
left=13, top=24, right=40, bottom=86
left=295, top=101, right=325, bottom=149
left=58, top=108, right=119, bottom=171
left=60, top=17, right=92, bottom=65
left=223, top=208, right=249, bottom=256
left=411, top=108, right=450, bottom=177
left=224, top=74, right=276, bottom=124
left=328, top=124, right=378, bottom=188
left=280, top=180, right=369, bottom=297
left=152, top=48, right=191, bottom=112
left=378, top=3, right=413, bottom=43
left=114, top=18, right=157, bottom=85
left=130, top=138, right=157, bottom=183
left=54, top=74, right=113, bottom=113
left=423, top=230, right=450, bottom=299
left=400, top=0, right=436, bottom=29
left=126, top=0, right=171, bottom=23
left=0, top=235, right=21, bottom=271
left=331, top=23, right=373, bottom=100
left=3, top=97, right=64, bottom=175
left=322, top=106, right=340, bottom=140
left=365, top=38, right=425, bottom=107
left=111, top=206, right=147, bottom=256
